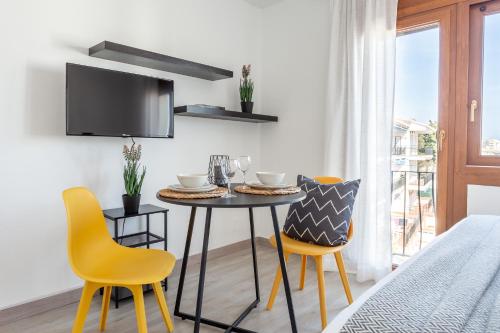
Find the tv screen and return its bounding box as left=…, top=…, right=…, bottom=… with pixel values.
left=66, top=63, right=174, bottom=138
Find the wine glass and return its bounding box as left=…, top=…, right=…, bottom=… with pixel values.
left=223, top=159, right=239, bottom=198
left=238, top=156, right=251, bottom=186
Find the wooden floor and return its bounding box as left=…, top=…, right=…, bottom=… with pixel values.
left=0, top=243, right=373, bottom=333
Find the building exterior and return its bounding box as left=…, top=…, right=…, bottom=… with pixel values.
left=391, top=118, right=436, bottom=257
left=482, top=138, right=500, bottom=156
left=392, top=118, right=435, bottom=172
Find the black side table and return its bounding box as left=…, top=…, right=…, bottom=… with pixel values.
left=103, top=204, right=168, bottom=308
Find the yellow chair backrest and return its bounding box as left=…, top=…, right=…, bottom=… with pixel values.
left=62, top=187, right=116, bottom=280
left=313, top=176, right=344, bottom=185
left=313, top=176, right=354, bottom=241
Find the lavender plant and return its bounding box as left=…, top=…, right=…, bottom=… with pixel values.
left=239, top=64, right=254, bottom=102
left=123, top=143, right=146, bottom=196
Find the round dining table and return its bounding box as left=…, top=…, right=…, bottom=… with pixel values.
left=157, top=185, right=306, bottom=333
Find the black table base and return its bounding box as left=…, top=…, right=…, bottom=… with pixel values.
left=174, top=206, right=296, bottom=333
left=158, top=185, right=305, bottom=333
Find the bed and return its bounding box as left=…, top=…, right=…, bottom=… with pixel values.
left=325, top=215, right=500, bottom=333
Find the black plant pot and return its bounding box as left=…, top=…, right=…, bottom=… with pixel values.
left=122, top=194, right=141, bottom=215
left=241, top=101, right=254, bottom=114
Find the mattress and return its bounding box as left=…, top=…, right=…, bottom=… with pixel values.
left=324, top=215, right=500, bottom=333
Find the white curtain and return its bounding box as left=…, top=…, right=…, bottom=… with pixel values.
left=323, top=0, right=398, bottom=282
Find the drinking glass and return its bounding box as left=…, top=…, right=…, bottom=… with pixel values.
left=238, top=155, right=251, bottom=186
left=223, top=159, right=239, bottom=198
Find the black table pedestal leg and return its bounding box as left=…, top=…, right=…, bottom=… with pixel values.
left=194, top=207, right=212, bottom=333
left=114, top=219, right=119, bottom=309
left=174, top=207, right=197, bottom=316
left=174, top=207, right=259, bottom=333
left=164, top=211, right=168, bottom=291
left=270, top=206, right=298, bottom=333
left=146, top=215, right=150, bottom=249
left=249, top=208, right=260, bottom=302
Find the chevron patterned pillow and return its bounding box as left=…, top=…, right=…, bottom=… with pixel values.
left=283, top=175, right=360, bottom=247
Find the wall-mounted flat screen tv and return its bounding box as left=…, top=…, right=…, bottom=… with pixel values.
left=66, top=63, right=174, bottom=138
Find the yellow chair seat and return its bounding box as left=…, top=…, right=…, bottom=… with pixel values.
left=269, top=232, right=349, bottom=256
left=83, top=247, right=176, bottom=285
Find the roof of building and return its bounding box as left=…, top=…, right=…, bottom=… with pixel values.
left=394, top=118, right=435, bottom=134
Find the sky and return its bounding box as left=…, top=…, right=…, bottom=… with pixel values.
left=482, top=14, right=500, bottom=141
left=394, top=26, right=439, bottom=125
left=394, top=17, right=500, bottom=142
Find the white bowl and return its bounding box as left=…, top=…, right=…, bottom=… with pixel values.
left=177, top=173, right=208, bottom=188
left=256, top=172, right=286, bottom=186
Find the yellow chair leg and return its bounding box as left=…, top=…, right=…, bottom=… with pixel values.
left=334, top=252, right=353, bottom=304
left=152, top=282, right=174, bottom=332
left=73, top=281, right=100, bottom=333
left=299, top=255, right=307, bottom=290
left=266, top=252, right=290, bottom=310
left=129, top=285, right=148, bottom=333
left=99, top=286, right=112, bottom=331
left=314, top=256, right=328, bottom=329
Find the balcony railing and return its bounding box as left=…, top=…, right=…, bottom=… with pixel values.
left=392, top=145, right=434, bottom=156
left=392, top=146, right=406, bottom=155
left=391, top=170, right=435, bottom=256
left=392, top=146, right=419, bottom=156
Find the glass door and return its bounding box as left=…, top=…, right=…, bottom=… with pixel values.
left=392, top=7, right=454, bottom=264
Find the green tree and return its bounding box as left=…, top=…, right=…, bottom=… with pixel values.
left=418, top=120, right=438, bottom=160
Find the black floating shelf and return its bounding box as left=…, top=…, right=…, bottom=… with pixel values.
left=174, top=105, right=278, bottom=123
left=89, top=41, right=233, bottom=81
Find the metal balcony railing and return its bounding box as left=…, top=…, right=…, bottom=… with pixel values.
left=392, top=145, right=434, bottom=156
left=392, top=146, right=406, bottom=155
left=391, top=170, right=435, bottom=256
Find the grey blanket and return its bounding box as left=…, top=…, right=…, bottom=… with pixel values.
left=340, top=215, right=500, bottom=333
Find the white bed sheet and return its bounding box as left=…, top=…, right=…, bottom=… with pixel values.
left=323, top=217, right=468, bottom=333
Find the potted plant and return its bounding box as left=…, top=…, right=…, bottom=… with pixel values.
left=122, top=142, right=146, bottom=214
left=240, top=64, right=254, bottom=113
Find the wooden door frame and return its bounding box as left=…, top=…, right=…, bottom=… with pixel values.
left=453, top=0, right=500, bottom=222
left=396, top=6, right=456, bottom=234
left=466, top=1, right=500, bottom=166
left=399, top=0, right=470, bottom=19
left=399, top=0, right=500, bottom=228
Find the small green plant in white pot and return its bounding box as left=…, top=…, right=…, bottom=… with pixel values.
left=240, top=64, right=254, bottom=113
left=122, top=142, right=146, bottom=214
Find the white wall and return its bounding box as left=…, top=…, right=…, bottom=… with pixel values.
left=260, top=0, right=330, bottom=176
left=0, top=0, right=333, bottom=310
left=467, top=185, right=500, bottom=215
left=0, top=0, right=266, bottom=309
left=257, top=0, right=331, bottom=233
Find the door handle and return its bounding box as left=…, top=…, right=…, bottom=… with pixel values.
left=438, top=129, right=446, bottom=152
left=470, top=99, right=478, bottom=122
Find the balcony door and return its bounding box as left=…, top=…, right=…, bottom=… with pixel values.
left=392, top=7, right=455, bottom=261
left=467, top=1, right=500, bottom=165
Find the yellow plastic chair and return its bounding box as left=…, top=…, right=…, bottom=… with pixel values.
left=266, top=176, right=354, bottom=329
left=62, top=187, right=176, bottom=333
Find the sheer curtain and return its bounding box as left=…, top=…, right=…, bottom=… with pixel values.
left=323, top=0, right=398, bottom=282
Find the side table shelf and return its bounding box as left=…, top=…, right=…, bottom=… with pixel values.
left=103, top=204, right=169, bottom=308
left=116, top=231, right=164, bottom=248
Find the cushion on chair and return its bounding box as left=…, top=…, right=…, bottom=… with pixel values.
left=283, top=175, right=360, bottom=247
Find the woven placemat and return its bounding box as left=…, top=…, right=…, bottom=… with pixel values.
left=158, top=187, right=227, bottom=199
left=234, top=185, right=301, bottom=196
